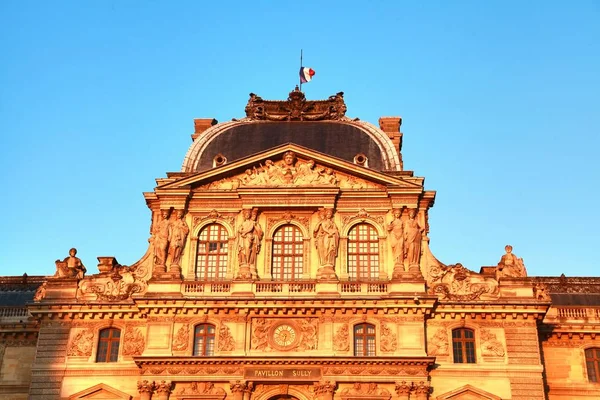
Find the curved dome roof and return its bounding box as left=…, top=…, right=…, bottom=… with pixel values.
left=181, top=90, right=401, bottom=173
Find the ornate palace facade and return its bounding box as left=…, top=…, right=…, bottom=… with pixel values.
left=1, top=89, right=599, bottom=399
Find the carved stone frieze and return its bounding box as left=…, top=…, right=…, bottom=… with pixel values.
left=333, top=325, right=350, bottom=352
left=218, top=324, right=235, bottom=351
left=341, top=383, right=390, bottom=398
left=173, top=324, right=190, bottom=351
left=480, top=328, right=505, bottom=357
left=380, top=323, right=397, bottom=352
left=67, top=329, right=94, bottom=357
left=323, top=366, right=427, bottom=376
left=427, top=328, right=449, bottom=356
left=245, top=88, right=347, bottom=122
left=122, top=327, right=145, bottom=356
left=177, top=382, right=226, bottom=396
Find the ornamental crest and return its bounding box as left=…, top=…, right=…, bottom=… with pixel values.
left=245, top=88, right=347, bottom=121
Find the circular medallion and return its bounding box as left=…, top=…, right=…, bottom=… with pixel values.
left=272, top=323, right=298, bottom=349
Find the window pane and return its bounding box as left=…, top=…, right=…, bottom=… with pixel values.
left=197, top=224, right=228, bottom=280
left=272, top=225, right=303, bottom=281
left=347, top=224, right=379, bottom=280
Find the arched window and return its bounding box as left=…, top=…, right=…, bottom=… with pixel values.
left=348, top=223, right=379, bottom=280
left=586, top=348, right=600, bottom=382
left=354, top=323, right=376, bottom=356
left=272, top=225, right=303, bottom=281
left=96, top=328, right=120, bottom=362
left=193, top=324, right=216, bottom=356
left=196, top=224, right=228, bottom=280
left=452, top=328, right=476, bottom=363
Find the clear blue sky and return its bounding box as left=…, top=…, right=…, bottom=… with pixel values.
left=1, top=1, right=598, bottom=277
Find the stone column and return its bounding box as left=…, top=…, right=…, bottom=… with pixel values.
left=137, top=380, right=154, bottom=400
left=413, top=381, right=430, bottom=400
left=314, top=380, right=336, bottom=400
left=395, top=381, right=411, bottom=400
left=155, top=380, right=172, bottom=400
left=230, top=380, right=252, bottom=400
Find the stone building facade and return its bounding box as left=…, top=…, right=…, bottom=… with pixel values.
left=1, top=89, right=599, bottom=399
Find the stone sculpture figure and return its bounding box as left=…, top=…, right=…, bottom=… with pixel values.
left=237, top=209, right=263, bottom=278
left=403, top=209, right=423, bottom=269
left=387, top=209, right=405, bottom=267
left=496, top=245, right=527, bottom=278
left=152, top=209, right=171, bottom=268
left=296, top=159, right=319, bottom=184
left=280, top=151, right=297, bottom=184
left=168, top=209, right=189, bottom=268
left=54, top=248, right=86, bottom=279
left=313, top=208, right=340, bottom=267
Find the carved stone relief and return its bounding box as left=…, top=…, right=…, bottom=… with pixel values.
left=427, top=328, right=449, bottom=356
left=67, top=329, right=94, bottom=357
left=380, top=323, right=397, bottom=352
left=193, top=210, right=235, bottom=229
left=199, top=152, right=384, bottom=191
left=218, top=324, right=235, bottom=351
left=251, top=318, right=318, bottom=352
left=173, top=324, right=190, bottom=351
left=428, top=263, right=499, bottom=301
left=480, top=328, right=505, bottom=357
left=267, top=212, right=310, bottom=232
left=333, top=325, right=350, bottom=352
left=78, top=262, right=148, bottom=302
left=122, top=327, right=145, bottom=356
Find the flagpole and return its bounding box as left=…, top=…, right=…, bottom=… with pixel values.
left=299, top=49, right=303, bottom=92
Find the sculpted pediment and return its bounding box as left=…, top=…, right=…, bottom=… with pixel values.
left=160, top=144, right=420, bottom=191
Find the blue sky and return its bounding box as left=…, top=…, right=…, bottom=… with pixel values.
left=0, top=1, right=598, bottom=277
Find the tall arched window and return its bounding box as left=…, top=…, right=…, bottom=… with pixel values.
left=272, top=225, right=303, bottom=281
left=196, top=224, right=228, bottom=280
left=452, top=328, right=476, bottom=363
left=586, top=348, right=600, bottom=382
left=348, top=223, right=379, bottom=280
left=193, top=324, right=216, bottom=356
left=96, top=328, right=120, bottom=362
left=354, top=323, right=376, bottom=356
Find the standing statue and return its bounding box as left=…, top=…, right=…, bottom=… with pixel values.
left=168, top=209, right=189, bottom=269
left=54, top=248, right=87, bottom=279
left=152, top=209, right=171, bottom=269
left=313, top=208, right=340, bottom=267
left=237, top=209, right=263, bottom=279
left=496, top=245, right=527, bottom=278
left=403, top=209, right=423, bottom=270
left=387, top=209, right=405, bottom=267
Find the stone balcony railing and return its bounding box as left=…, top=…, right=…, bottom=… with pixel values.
left=181, top=280, right=390, bottom=296
left=546, top=306, right=600, bottom=323
left=0, top=306, right=30, bottom=322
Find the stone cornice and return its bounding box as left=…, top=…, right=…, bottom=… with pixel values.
left=430, top=303, right=549, bottom=320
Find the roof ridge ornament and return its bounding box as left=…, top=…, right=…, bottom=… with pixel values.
left=245, top=87, right=347, bottom=121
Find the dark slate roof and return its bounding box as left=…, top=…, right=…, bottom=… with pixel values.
left=197, top=122, right=385, bottom=172
left=0, top=276, right=46, bottom=306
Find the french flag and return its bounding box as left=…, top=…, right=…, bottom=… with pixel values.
left=299, top=67, right=315, bottom=83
